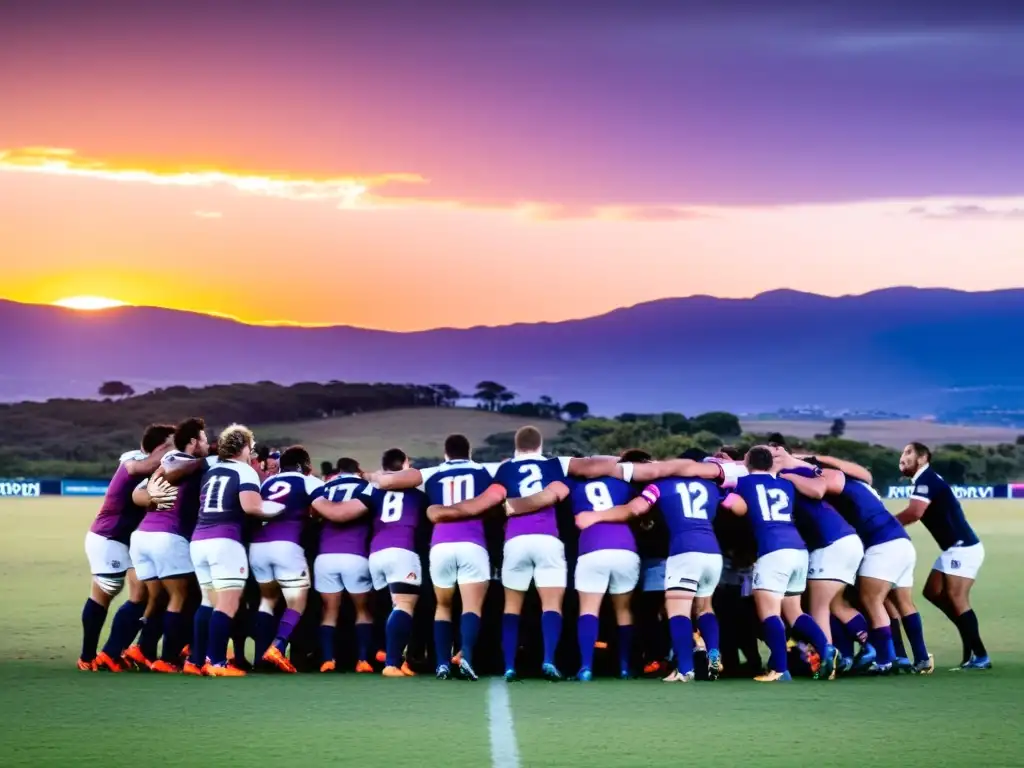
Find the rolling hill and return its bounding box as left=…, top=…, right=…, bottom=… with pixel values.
left=255, top=407, right=565, bottom=468
left=742, top=419, right=1022, bottom=449
left=4, top=287, right=1023, bottom=418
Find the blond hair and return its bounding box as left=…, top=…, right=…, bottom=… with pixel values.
left=514, top=425, right=543, bottom=454
left=218, top=424, right=254, bottom=461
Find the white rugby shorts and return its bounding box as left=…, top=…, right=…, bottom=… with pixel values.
left=752, top=548, right=809, bottom=595
left=129, top=530, right=193, bottom=581
left=808, top=535, right=864, bottom=586
left=574, top=550, right=640, bottom=595
left=933, top=542, right=985, bottom=581
left=190, top=537, right=249, bottom=591
left=85, top=531, right=132, bottom=576
left=250, top=541, right=311, bottom=589
left=314, top=553, right=372, bottom=594
left=368, top=547, right=422, bottom=591
left=640, top=558, right=667, bottom=593
left=429, top=542, right=490, bottom=589
left=665, top=551, right=723, bottom=598
left=501, top=534, right=567, bottom=591
left=858, top=537, right=916, bottom=589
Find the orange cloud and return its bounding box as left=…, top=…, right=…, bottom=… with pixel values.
left=0, top=146, right=426, bottom=209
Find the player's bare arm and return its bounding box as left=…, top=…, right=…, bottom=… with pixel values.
left=241, top=489, right=285, bottom=519
left=786, top=472, right=827, bottom=500
left=810, top=455, right=873, bottom=485
left=566, top=456, right=622, bottom=479
left=505, top=481, right=571, bottom=517
left=124, top=445, right=171, bottom=478
left=365, top=468, right=422, bottom=490
left=312, top=496, right=370, bottom=524
left=721, top=493, right=748, bottom=517
left=425, top=483, right=508, bottom=523
left=575, top=484, right=660, bottom=529
left=819, top=468, right=847, bottom=495
left=896, top=497, right=929, bottom=526
left=626, top=458, right=722, bottom=483
left=161, top=456, right=204, bottom=486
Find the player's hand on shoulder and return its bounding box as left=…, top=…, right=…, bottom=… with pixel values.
left=147, top=476, right=177, bottom=509
left=546, top=480, right=571, bottom=502
left=576, top=511, right=599, bottom=530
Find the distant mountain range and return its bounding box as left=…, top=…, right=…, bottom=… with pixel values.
left=5, top=288, right=1024, bottom=422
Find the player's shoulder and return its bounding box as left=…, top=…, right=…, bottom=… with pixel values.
left=217, top=459, right=260, bottom=485
left=120, top=449, right=147, bottom=464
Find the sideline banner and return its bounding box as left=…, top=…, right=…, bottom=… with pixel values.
left=61, top=479, right=110, bottom=496
left=885, top=484, right=1009, bottom=500
left=0, top=479, right=43, bottom=497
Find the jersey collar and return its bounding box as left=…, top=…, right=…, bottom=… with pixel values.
left=912, top=463, right=929, bottom=483
left=513, top=452, right=545, bottom=460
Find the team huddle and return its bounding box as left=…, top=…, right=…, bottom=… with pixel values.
left=78, top=417, right=992, bottom=683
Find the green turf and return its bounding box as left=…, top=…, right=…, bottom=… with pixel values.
left=2, top=499, right=1023, bottom=767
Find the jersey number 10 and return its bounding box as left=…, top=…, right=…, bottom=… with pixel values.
left=441, top=475, right=475, bottom=506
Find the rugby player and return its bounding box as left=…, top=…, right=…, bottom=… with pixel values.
left=721, top=447, right=835, bottom=682
left=250, top=446, right=324, bottom=674
left=777, top=456, right=864, bottom=677
left=188, top=424, right=285, bottom=677
left=126, top=417, right=210, bottom=672
left=817, top=455, right=934, bottom=674
left=366, top=434, right=502, bottom=681
left=898, top=443, right=990, bottom=670
left=488, top=427, right=624, bottom=681
left=311, top=458, right=375, bottom=673
left=314, top=448, right=428, bottom=677
left=82, top=424, right=176, bottom=672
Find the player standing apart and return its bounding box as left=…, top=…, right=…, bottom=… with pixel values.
left=898, top=443, right=990, bottom=670
left=83, top=425, right=176, bottom=672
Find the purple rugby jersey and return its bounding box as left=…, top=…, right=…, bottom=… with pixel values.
left=253, top=471, right=325, bottom=545
left=570, top=476, right=638, bottom=556
left=89, top=450, right=150, bottom=544
left=192, top=460, right=262, bottom=543
left=420, top=460, right=497, bottom=549
left=493, top=454, right=570, bottom=540
left=730, top=473, right=807, bottom=557
left=780, top=466, right=856, bottom=551
left=137, top=452, right=215, bottom=539
left=360, top=485, right=428, bottom=554
left=651, top=476, right=723, bottom=557
left=318, top=474, right=371, bottom=557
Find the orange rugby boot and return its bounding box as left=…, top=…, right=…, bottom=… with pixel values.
left=319, top=660, right=336, bottom=673
left=451, top=651, right=463, bottom=666
left=180, top=644, right=190, bottom=660
left=94, top=651, right=124, bottom=672
left=150, top=660, right=180, bottom=674
left=182, top=661, right=204, bottom=676
left=355, top=660, right=374, bottom=674
left=205, top=663, right=247, bottom=677
left=123, top=645, right=153, bottom=670
left=400, top=661, right=416, bottom=677
left=594, top=641, right=608, bottom=650
left=375, top=650, right=387, bottom=664
left=643, top=659, right=665, bottom=675
left=263, top=646, right=297, bottom=674
left=77, top=658, right=96, bottom=671
left=382, top=665, right=406, bottom=678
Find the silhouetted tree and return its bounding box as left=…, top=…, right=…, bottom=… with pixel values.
left=829, top=418, right=847, bottom=438
left=691, top=411, right=741, bottom=437
left=98, top=381, right=135, bottom=399
left=561, top=401, right=590, bottom=421
left=474, top=381, right=508, bottom=412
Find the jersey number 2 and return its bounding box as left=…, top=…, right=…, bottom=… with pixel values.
left=518, top=464, right=543, bottom=496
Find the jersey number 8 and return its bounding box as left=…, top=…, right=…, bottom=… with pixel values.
left=380, top=491, right=403, bottom=522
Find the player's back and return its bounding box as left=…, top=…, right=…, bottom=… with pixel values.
left=254, top=471, right=323, bottom=544
left=193, top=459, right=261, bottom=542
left=829, top=475, right=908, bottom=547
left=915, top=467, right=979, bottom=549
left=570, top=476, right=637, bottom=554
left=733, top=474, right=805, bottom=556
left=494, top=454, right=568, bottom=538
left=423, top=460, right=496, bottom=548
left=652, top=476, right=721, bottom=556
left=90, top=450, right=149, bottom=543
left=781, top=467, right=856, bottom=551
left=364, top=485, right=428, bottom=553
left=319, top=473, right=371, bottom=555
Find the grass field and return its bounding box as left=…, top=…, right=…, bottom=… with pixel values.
left=2, top=499, right=1023, bottom=767
left=742, top=419, right=1022, bottom=449
left=255, top=408, right=565, bottom=467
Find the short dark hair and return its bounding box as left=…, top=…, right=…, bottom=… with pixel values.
left=620, top=448, right=652, bottom=463
left=746, top=446, right=774, bottom=472
left=255, top=444, right=271, bottom=463
left=280, top=446, right=312, bottom=474
left=444, top=434, right=471, bottom=460
left=381, top=448, right=407, bottom=472
left=679, top=448, right=709, bottom=461
left=174, top=417, right=206, bottom=451
left=320, top=461, right=334, bottom=476
left=141, top=424, right=176, bottom=453
left=766, top=433, right=787, bottom=448
left=909, top=442, right=932, bottom=462
left=336, top=457, right=362, bottom=475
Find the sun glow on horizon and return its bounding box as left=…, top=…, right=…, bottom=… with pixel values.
left=53, top=295, right=128, bottom=311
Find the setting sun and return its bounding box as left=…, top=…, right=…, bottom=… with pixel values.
left=52, top=295, right=127, bottom=311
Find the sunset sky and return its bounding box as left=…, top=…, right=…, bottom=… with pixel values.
left=1, top=0, right=1022, bottom=331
